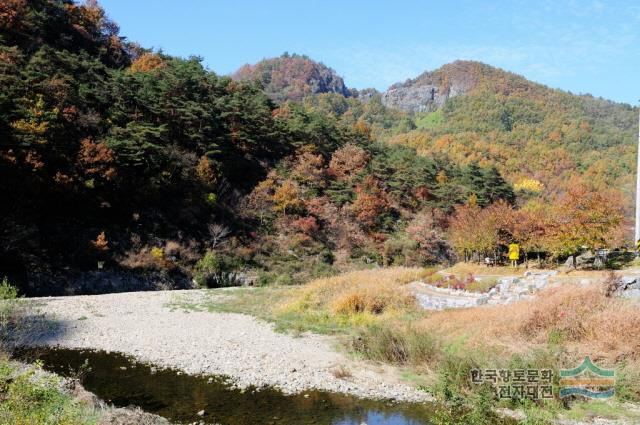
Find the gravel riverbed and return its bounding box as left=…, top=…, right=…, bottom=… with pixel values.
left=22, top=290, right=430, bottom=403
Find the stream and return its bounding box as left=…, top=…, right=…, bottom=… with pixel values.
left=20, top=347, right=443, bottom=424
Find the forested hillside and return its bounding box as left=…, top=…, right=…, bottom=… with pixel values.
left=383, top=61, right=638, bottom=206
left=232, top=53, right=351, bottom=102
left=0, top=1, right=631, bottom=295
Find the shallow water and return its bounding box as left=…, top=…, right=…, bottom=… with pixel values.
left=20, top=347, right=439, bottom=424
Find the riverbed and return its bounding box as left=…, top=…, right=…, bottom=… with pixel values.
left=21, top=347, right=439, bottom=425
left=22, top=290, right=427, bottom=402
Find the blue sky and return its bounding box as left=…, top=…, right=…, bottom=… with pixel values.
left=100, top=0, right=639, bottom=105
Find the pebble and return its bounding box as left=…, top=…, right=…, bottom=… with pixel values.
left=21, top=290, right=431, bottom=403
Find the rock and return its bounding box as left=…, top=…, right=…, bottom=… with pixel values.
left=414, top=271, right=553, bottom=310
left=619, top=276, right=639, bottom=290
left=381, top=61, right=480, bottom=113
left=497, top=279, right=512, bottom=293
left=98, top=407, right=171, bottom=425
left=621, top=289, right=640, bottom=299
left=197, top=410, right=205, bottom=416
left=564, top=251, right=595, bottom=268
left=67, top=379, right=100, bottom=409
left=62, top=379, right=170, bottom=425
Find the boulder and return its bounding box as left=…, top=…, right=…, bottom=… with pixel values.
left=620, top=289, right=640, bottom=299
left=610, top=276, right=640, bottom=297
left=564, top=251, right=595, bottom=268
left=619, top=276, right=639, bottom=290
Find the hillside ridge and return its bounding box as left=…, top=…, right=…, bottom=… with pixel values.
left=231, top=53, right=350, bottom=103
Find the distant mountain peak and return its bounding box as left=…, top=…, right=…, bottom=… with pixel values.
left=231, top=53, right=350, bottom=103
left=382, top=60, right=525, bottom=113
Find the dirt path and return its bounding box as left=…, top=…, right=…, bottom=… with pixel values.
left=23, top=290, right=429, bottom=402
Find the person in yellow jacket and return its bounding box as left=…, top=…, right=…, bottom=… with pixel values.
left=508, top=243, right=520, bottom=268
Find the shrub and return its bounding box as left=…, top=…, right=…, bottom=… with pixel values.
left=0, top=277, right=19, bottom=341
left=149, top=246, right=176, bottom=270
left=274, top=274, right=294, bottom=285
left=283, top=267, right=425, bottom=316
left=0, top=278, right=37, bottom=353
left=464, top=276, right=498, bottom=293
left=90, top=231, right=109, bottom=252
left=276, top=267, right=429, bottom=333
left=615, top=360, right=640, bottom=402
left=319, top=249, right=334, bottom=265
left=432, top=274, right=476, bottom=290
left=382, top=235, right=418, bottom=266
left=433, top=348, right=483, bottom=399
left=290, top=216, right=320, bottom=236
left=406, top=212, right=453, bottom=264
left=351, top=323, right=440, bottom=365
left=0, top=360, right=96, bottom=424
left=205, top=192, right=217, bottom=207
left=119, top=247, right=158, bottom=269
left=331, top=287, right=412, bottom=315
left=329, top=364, right=352, bottom=379
left=164, top=240, right=181, bottom=257
left=194, top=251, right=241, bottom=288
left=520, top=401, right=557, bottom=425
left=0, top=277, right=17, bottom=301
left=150, top=246, right=164, bottom=260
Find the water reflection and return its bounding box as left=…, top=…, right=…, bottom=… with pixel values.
left=20, top=347, right=435, bottom=425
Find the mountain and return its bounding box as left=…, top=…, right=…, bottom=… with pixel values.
left=378, top=61, right=637, bottom=209
left=232, top=53, right=350, bottom=103
left=0, top=1, right=631, bottom=296
left=382, top=61, right=495, bottom=113
left=1, top=2, right=516, bottom=294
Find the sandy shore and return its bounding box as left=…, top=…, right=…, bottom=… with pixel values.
left=23, top=290, right=430, bottom=403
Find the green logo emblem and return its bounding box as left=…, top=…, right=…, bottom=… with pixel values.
left=559, top=357, right=615, bottom=398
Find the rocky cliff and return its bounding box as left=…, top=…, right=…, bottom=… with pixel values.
left=381, top=60, right=495, bottom=113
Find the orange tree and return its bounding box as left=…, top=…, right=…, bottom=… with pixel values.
left=545, top=186, right=624, bottom=266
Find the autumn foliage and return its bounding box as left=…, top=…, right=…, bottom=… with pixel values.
left=328, top=143, right=369, bottom=181
left=1, top=0, right=635, bottom=294
left=128, top=52, right=165, bottom=73
left=448, top=186, right=624, bottom=262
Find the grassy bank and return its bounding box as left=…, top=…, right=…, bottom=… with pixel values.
left=0, top=358, right=98, bottom=425
left=0, top=278, right=98, bottom=425
left=172, top=267, right=640, bottom=424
